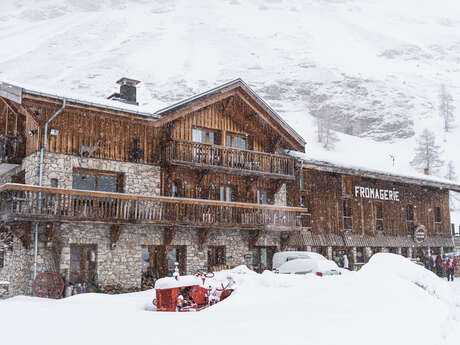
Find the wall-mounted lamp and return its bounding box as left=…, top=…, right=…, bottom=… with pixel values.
left=50, top=129, right=60, bottom=136
left=28, top=129, right=38, bottom=136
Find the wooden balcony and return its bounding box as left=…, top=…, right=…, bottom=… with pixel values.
left=165, top=140, right=296, bottom=179
left=0, top=184, right=307, bottom=231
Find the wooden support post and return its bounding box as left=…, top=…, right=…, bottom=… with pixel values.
left=110, top=225, right=123, bottom=249
left=45, top=223, right=58, bottom=248
left=17, top=223, right=30, bottom=250
left=164, top=227, right=176, bottom=246
left=249, top=229, right=263, bottom=249
left=280, top=231, right=293, bottom=251
left=198, top=229, right=211, bottom=251
left=196, top=169, right=209, bottom=187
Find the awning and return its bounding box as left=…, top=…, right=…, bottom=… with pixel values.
left=289, top=231, right=454, bottom=248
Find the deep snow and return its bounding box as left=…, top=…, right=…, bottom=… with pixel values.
left=0, top=254, right=459, bottom=345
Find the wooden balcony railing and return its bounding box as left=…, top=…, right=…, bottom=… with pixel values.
left=0, top=184, right=307, bottom=230
left=165, top=140, right=296, bottom=179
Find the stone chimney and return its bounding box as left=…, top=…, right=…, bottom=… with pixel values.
left=107, top=78, right=140, bottom=105
left=424, top=168, right=429, bottom=175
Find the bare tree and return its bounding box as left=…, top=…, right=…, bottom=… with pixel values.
left=445, top=160, right=457, bottom=181
left=439, top=84, right=455, bottom=132
left=313, top=105, right=339, bottom=150
left=410, top=129, right=443, bottom=174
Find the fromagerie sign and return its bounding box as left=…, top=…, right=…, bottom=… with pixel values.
left=354, top=186, right=400, bottom=201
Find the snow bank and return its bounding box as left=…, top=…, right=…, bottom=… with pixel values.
left=1, top=262, right=459, bottom=345
left=359, top=253, right=457, bottom=305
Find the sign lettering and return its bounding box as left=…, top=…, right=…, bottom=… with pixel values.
left=354, top=186, right=400, bottom=201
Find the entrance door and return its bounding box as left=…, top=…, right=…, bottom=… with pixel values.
left=253, top=246, right=276, bottom=273
left=69, top=244, right=97, bottom=285
left=141, top=245, right=186, bottom=289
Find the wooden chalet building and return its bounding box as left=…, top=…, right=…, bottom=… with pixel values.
left=0, top=78, right=458, bottom=297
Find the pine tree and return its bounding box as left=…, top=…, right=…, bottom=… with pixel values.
left=445, top=160, right=457, bottom=181
left=313, top=105, right=339, bottom=151
left=410, top=129, right=443, bottom=174
left=439, top=84, right=455, bottom=132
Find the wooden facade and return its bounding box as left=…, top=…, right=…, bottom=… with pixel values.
left=298, top=168, right=451, bottom=238
left=0, top=78, right=457, bottom=284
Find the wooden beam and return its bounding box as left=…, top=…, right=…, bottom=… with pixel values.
left=235, top=89, right=304, bottom=152
left=164, top=227, right=176, bottom=246
left=196, top=169, right=209, bottom=186
left=110, top=225, right=123, bottom=249
left=197, top=229, right=211, bottom=251
left=249, top=229, right=264, bottom=249
left=221, top=96, right=234, bottom=117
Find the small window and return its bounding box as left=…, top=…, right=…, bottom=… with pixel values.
left=171, top=181, right=179, bottom=197
left=434, top=207, right=442, bottom=233
left=207, top=246, right=226, bottom=268
left=406, top=205, right=415, bottom=235
left=342, top=176, right=352, bottom=196
left=343, top=199, right=352, bottom=231
left=356, top=247, right=364, bottom=263
left=50, top=178, right=58, bottom=188
left=299, top=172, right=305, bottom=191
left=257, top=190, right=268, bottom=204
left=375, top=202, right=384, bottom=231
left=0, top=249, right=4, bottom=268
left=220, top=186, right=232, bottom=202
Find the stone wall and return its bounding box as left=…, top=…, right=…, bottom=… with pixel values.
left=22, top=152, right=161, bottom=195
left=2, top=222, right=281, bottom=296
left=0, top=237, right=34, bottom=297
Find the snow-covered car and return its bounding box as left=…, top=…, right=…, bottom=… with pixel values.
left=273, top=251, right=341, bottom=276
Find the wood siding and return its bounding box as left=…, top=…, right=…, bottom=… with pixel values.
left=300, top=168, right=451, bottom=237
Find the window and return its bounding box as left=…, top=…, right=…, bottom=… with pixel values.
left=69, top=244, right=97, bottom=285
left=406, top=205, right=415, bottom=235
left=226, top=133, right=247, bottom=149
left=50, top=178, right=58, bottom=188
left=252, top=246, right=276, bottom=273
left=342, top=176, right=352, bottom=196
left=299, top=172, right=306, bottom=191
left=356, top=247, right=364, bottom=263
left=220, top=186, right=232, bottom=202
left=207, top=246, right=226, bottom=268
left=192, top=128, right=220, bottom=145
left=171, top=181, right=179, bottom=197
left=72, top=169, right=123, bottom=193
left=0, top=249, right=4, bottom=268
left=257, top=190, right=268, bottom=204
left=375, top=202, right=384, bottom=231
left=434, top=207, right=442, bottom=233
left=343, top=199, right=352, bottom=231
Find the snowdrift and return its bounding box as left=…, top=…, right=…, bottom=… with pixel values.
left=1, top=257, right=459, bottom=345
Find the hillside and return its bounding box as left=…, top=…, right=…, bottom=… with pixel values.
left=0, top=0, right=459, bottom=206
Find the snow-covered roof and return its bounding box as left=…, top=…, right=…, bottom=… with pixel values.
left=0, top=81, right=161, bottom=119
left=291, top=152, right=460, bottom=192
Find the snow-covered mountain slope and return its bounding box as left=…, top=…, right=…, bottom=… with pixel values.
left=0, top=0, right=459, bottom=202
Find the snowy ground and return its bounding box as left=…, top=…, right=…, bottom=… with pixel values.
left=1, top=254, right=459, bottom=345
